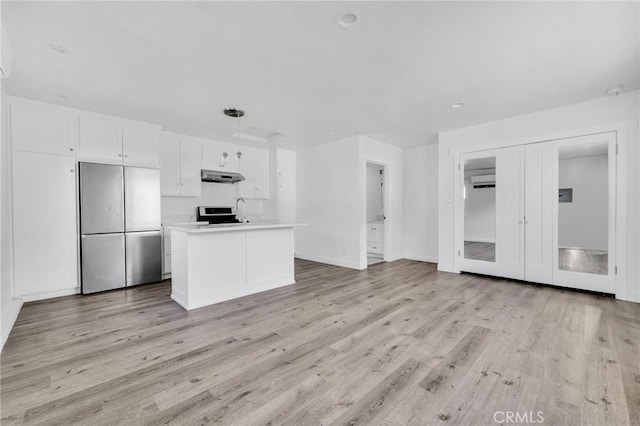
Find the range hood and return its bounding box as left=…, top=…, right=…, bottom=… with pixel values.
left=201, top=170, right=245, bottom=184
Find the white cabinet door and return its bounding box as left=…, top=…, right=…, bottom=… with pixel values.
left=79, top=115, right=122, bottom=161
left=179, top=138, right=202, bottom=197
left=238, top=146, right=257, bottom=198
left=239, top=146, right=270, bottom=199
left=122, top=124, right=159, bottom=166
left=159, top=133, right=181, bottom=196
left=524, top=143, right=554, bottom=285
left=11, top=101, right=77, bottom=156
left=160, top=133, right=202, bottom=197
left=367, top=222, right=384, bottom=242
left=254, top=148, right=270, bottom=199
left=12, top=151, right=77, bottom=296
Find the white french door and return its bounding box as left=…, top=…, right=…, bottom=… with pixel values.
left=551, top=133, right=616, bottom=293
left=524, top=142, right=554, bottom=285
left=457, top=132, right=616, bottom=294
left=458, top=146, right=525, bottom=279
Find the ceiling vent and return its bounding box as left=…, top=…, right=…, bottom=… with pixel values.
left=233, top=126, right=282, bottom=143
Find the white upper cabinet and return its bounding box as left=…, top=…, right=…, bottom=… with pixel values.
left=202, top=141, right=241, bottom=173
left=79, top=115, right=122, bottom=160
left=10, top=101, right=77, bottom=156
left=179, top=138, right=202, bottom=197
left=79, top=114, right=159, bottom=166
left=159, top=134, right=180, bottom=196
left=239, top=146, right=270, bottom=199
left=159, top=132, right=202, bottom=197
left=122, top=123, right=159, bottom=165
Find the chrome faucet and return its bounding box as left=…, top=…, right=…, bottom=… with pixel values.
left=235, top=197, right=247, bottom=223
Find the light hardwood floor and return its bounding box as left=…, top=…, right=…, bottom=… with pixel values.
left=1, top=259, right=639, bottom=425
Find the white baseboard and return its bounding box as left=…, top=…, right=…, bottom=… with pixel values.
left=437, top=263, right=459, bottom=273
left=18, top=287, right=80, bottom=302
left=172, top=276, right=295, bottom=310
left=295, top=253, right=361, bottom=270
left=403, top=255, right=438, bottom=264
left=1, top=297, right=23, bottom=352
left=618, top=291, right=640, bottom=304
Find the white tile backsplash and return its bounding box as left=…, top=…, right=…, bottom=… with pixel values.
left=161, top=182, right=270, bottom=224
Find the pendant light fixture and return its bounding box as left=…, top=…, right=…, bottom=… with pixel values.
left=222, top=108, right=245, bottom=168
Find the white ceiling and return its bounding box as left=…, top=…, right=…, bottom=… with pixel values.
left=3, top=1, right=638, bottom=150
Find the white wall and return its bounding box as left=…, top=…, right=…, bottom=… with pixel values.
left=403, top=144, right=438, bottom=263
left=438, top=90, right=639, bottom=302
left=366, top=163, right=384, bottom=222
left=1, top=81, right=22, bottom=350
left=296, top=135, right=404, bottom=270
left=558, top=155, right=608, bottom=250
left=296, top=136, right=362, bottom=268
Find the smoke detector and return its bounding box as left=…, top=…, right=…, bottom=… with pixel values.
left=338, top=13, right=358, bottom=28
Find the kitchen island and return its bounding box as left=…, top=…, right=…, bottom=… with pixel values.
left=167, top=223, right=298, bottom=310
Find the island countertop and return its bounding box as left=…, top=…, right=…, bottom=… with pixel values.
left=167, top=222, right=302, bottom=234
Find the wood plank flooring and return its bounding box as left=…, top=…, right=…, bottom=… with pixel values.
left=1, top=259, right=639, bottom=425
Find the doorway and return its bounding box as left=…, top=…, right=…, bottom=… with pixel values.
left=366, top=162, right=385, bottom=266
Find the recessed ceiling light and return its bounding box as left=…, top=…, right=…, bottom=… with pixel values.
left=329, top=131, right=334, bottom=136
left=450, top=102, right=464, bottom=109
left=48, top=44, right=70, bottom=55
left=606, top=86, right=623, bottom=96
left=338, top=13, right=358, bottom=28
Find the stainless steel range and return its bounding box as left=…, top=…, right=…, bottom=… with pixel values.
left=196, top=206, right=241, bottom=224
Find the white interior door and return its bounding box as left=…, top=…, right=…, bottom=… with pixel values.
left=458, top=147, right=524, bottom=279
left=498, top=146, right=525, bottom=280
left=552, top=132, right=616, bottom=293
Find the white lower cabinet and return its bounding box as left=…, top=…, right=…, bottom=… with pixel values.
left=162, top=226, right=172, bottom=276
left=12, top=151, right=78, bottom=296
left=367, top=222, right=384, bottom=256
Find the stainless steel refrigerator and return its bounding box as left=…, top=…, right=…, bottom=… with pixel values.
left=79, top=162, right=162, bottom=294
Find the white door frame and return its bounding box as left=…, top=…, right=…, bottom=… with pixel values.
left=362, top=160, right=390, bottom=268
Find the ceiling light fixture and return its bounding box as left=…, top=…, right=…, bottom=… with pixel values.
left=606, top=86, right=623, bottom=96
left=338, top=13, right=358, bottom=28
left=48, top=44, right=70, bottom=55
left=223, top=108, right=245, bottom=118
left=450, top=102, right=464, bottom=109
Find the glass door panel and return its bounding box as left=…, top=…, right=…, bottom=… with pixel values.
left=463, top=156, right=496, bottom=262
left=553, top=133, right=616, bottom=293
